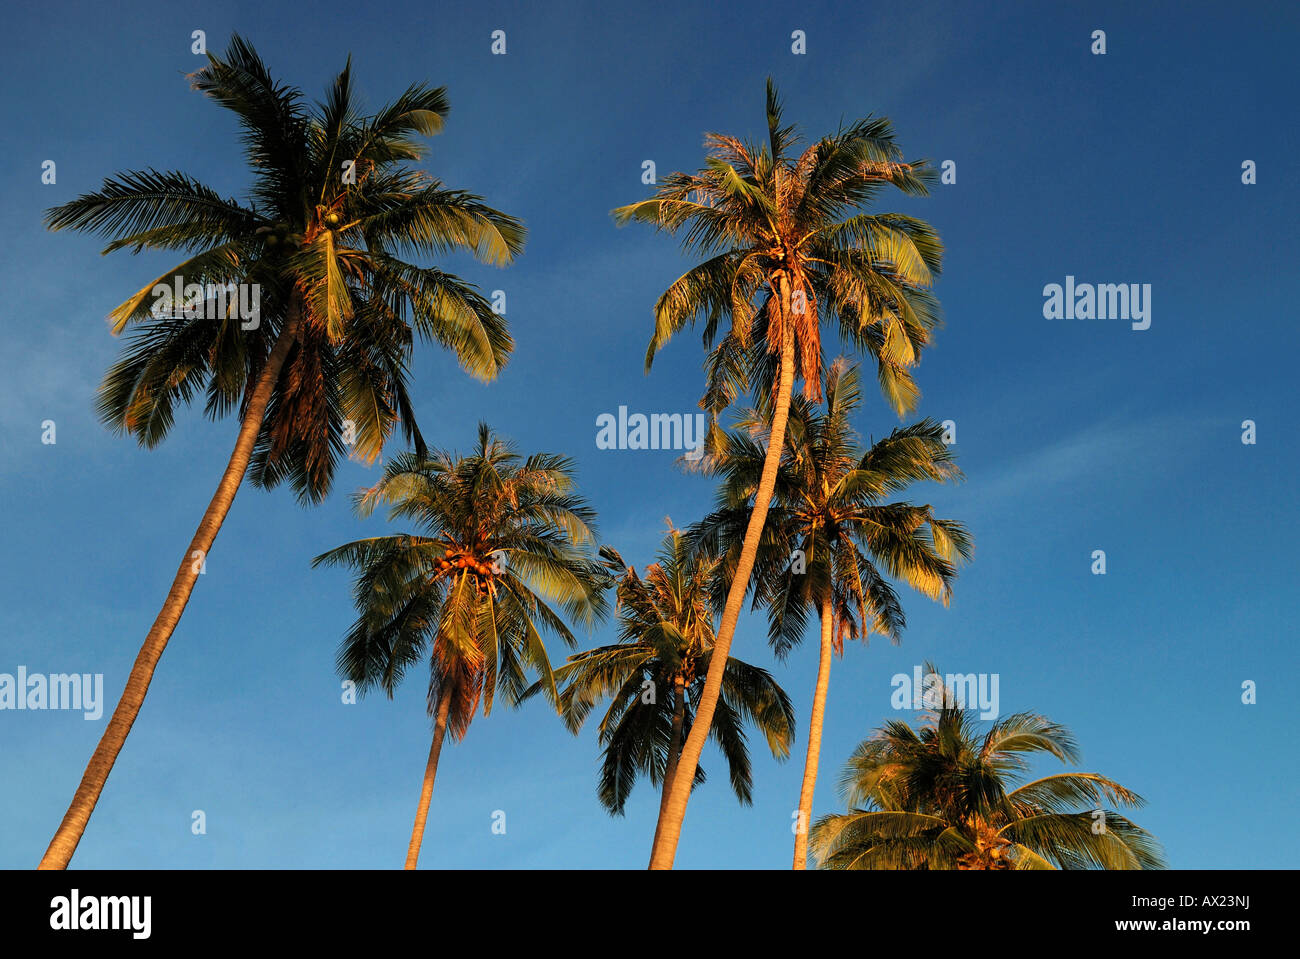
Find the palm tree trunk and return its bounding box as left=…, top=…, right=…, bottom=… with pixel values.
left=792, top=589, right=834, bottom=869
left=650, top=675, right=688, bottom=851
left=648, top=311, right=798, bottom=869
left=405, top=690, right=453, bottom=870
left=37, top=307, right=301, bottom=870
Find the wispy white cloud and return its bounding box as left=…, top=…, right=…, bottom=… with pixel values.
left=967, top=413, right=1217, bottom=514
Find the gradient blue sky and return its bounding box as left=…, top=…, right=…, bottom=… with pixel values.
left=2, top=0, right=1296, bottom=869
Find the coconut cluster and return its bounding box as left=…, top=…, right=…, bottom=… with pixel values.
left=433, top=548, right=499, bottom=595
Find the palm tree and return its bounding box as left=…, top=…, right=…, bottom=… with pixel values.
left=542, top=529, right=795, bottom=847
left=810, top=668, right=1166, bottom=869
left=694, top=360, right=972, bottom=868
left=38, top=35, right=525, bottom=869
left=614, top=80, right=943, bottom=868
left=313, top=425, right=609, bottom=868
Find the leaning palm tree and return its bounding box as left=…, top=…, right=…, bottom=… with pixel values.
left=313, top=425, right=609, bottom=868
left=542, top=530, right=795, bottom=847
left=694, top=360, right=972, bottom=868
left=38, top=35, right=525, bottom=869
left=614, top=80, right=943, bottom=868
left=810, top=668, right=1166, bottom=869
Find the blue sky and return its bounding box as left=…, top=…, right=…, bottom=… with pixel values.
left=1, top=0, right=1296, bottom=869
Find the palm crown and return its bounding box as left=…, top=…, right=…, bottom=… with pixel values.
left=314, top=425, right=610, bottom=737
left=810, top=670, right=1166, bottom=870
left=546, top=530, right=795, bottom=815
left=46, top=34, right=525, bottom=502
left=614, top=78, right=942, bottom=443
left=694, top=359, right=972, bottom=655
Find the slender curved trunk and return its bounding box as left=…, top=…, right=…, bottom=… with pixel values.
left=648, top=311, right=797, bottom=869
left=650, top=675, right=688, bottom=851
left=38, top=307, right=300, bottom=870
left=405, top=690, right=453, bottom=870
left=792, top=589, right=834, bottom=869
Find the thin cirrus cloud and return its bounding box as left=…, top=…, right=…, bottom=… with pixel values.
left=962, top=413, right=1216, bottom=519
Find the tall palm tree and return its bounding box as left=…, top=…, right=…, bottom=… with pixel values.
left=810, top=670, right=1166, bottom=869
left=542, top=530, right=795, bottom=846
left=38, top=36, right=525, bottom=869
left=614, top=80, right=943, bottom=868
left=313, top=425, right=609, bottom=868
left=694, top=360, right=972, bottom=868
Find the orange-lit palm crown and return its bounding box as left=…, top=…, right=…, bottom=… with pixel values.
left=614, top=79, right=943, bottom=437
